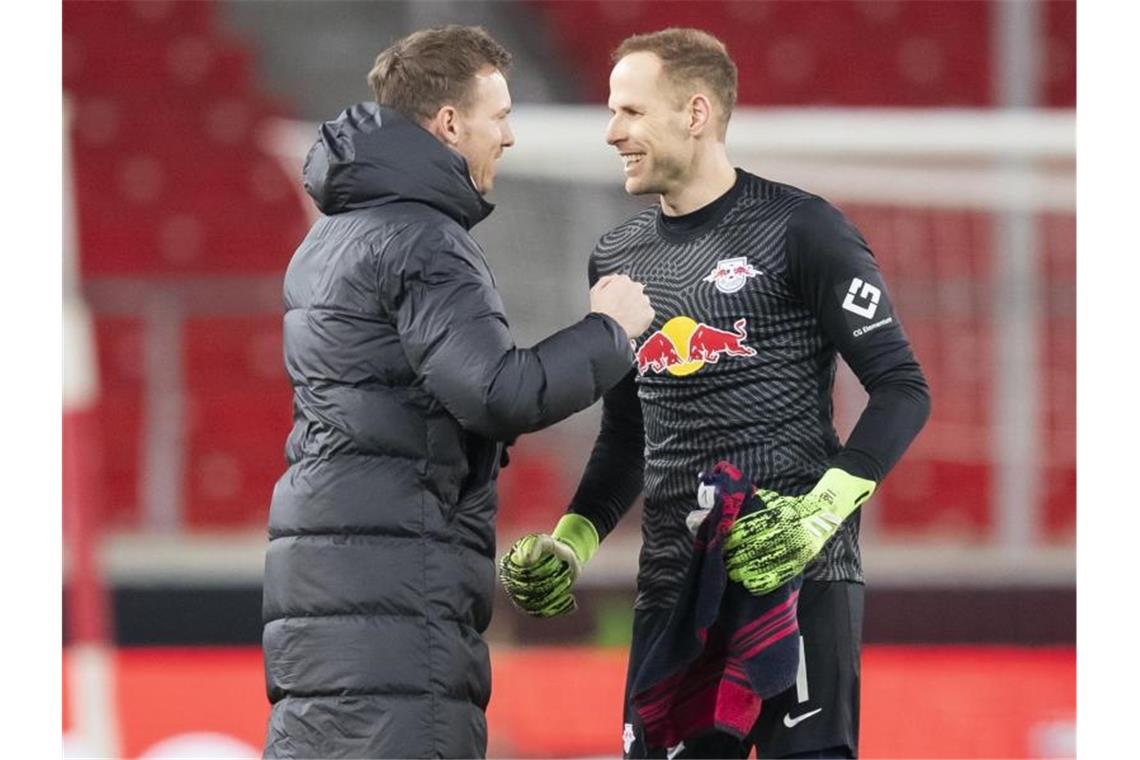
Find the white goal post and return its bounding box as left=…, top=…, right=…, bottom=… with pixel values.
left=264, top=107, right=1075, bottom=214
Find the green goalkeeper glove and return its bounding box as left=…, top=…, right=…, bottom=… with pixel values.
left=724, top=468, right=876, bottom=596
left=498, top=513, right=599, bottom=618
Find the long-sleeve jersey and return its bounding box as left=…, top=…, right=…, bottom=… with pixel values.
left=569, top=169, right=930, bottom=610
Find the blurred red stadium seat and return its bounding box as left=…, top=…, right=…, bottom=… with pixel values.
left=183, top=387, right=292, bottom=527
left=64, top=34, right=253, bottom=96
left=533, top=0, right=989, bottom=106
left=95, top=389, right=144, bottom=527
left=63, top=0, right=216, bottom=36
left=528, top=0, right=1073, bottom=108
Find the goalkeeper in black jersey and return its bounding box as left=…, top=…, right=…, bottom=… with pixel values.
left=500, top=28, right=929, bottom=760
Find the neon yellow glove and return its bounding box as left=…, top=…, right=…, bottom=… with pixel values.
left=724, top=468, right=876, bottom=596
left=498, top=513, right=599, bottom=618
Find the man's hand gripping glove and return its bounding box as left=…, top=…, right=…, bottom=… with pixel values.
left=498, top=513, right=599, bottom=618
left=724, top=468, right=876, bottom=596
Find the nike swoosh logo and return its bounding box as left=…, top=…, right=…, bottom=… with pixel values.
left=783, top=708, right=822, bottom=728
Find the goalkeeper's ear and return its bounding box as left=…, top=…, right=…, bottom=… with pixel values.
left=685, top=92, right=717, bottom=138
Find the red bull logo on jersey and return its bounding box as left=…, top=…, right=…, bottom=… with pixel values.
left=636, top=316, right=758, bottom=376
left=702, top=257, right=762, bottom=294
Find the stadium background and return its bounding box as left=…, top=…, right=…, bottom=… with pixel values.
left=61, top=1, right=1075, bottom=757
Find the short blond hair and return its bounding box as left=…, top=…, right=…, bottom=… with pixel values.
left=613, top=28, right=738, bottom=135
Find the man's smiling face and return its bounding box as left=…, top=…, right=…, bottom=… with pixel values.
left=453, top=67, right=515, bottom=194
left=605, top=51, right=695, bottom=198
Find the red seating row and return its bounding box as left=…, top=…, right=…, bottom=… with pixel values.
left=871, top=460, right=1075, bottom=539
left=1041, top=0, right=1077, bottom=108
left=64, top=33, right=253, bottom=95
left=69, top=92, right=290, bottom=157
left=64, top=0, right=216, bottom=37
left=74, top=154, right=301, bottom=216
left=97, top=386, right=292, bottom=529
left=95, top=389, right=143, bottom=529
left=183, top=317, right=287, bottom=392
left=66, top=1, right=307, bottom=278
left=96, top=317, right=286, bottom=393
left=184, top=386, right=293, bottom=527
left=94, top=316, right=292, bottom=528
left=530, top=0, right=1075, bottom=108
left=75, top=209, right=305, bottom=276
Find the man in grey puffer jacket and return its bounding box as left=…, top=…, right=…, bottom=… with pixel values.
left=262, top=25, right=654, bottom=760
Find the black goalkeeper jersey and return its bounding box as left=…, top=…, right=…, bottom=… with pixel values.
left=569, top=169, right=929, bottom=610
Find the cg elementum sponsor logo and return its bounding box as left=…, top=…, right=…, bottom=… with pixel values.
left=852, top=315, right=894, bottom=338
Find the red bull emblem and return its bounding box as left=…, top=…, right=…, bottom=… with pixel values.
left=702, top=256, right=762, bottom=294
left=636, top=316, right=758, bottom=377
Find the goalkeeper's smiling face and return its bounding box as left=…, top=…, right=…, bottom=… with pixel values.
left=605, top=51, right=698, bottom=199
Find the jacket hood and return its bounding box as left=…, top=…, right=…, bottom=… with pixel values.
left=303, top=102, right=494, bottom=230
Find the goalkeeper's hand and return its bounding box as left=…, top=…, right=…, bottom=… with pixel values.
left=498, top=513, right=599, bottom=618
left=724, top=468, right=876, bottom=596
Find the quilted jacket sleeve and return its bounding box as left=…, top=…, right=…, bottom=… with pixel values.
left=388, top=222, right=635, bottom=440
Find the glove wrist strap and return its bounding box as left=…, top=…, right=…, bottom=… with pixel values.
left=552, top=513, right=600, bottom=565
left=810, top=468, right=877, bottom=521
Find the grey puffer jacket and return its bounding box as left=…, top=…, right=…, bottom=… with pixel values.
left=262, top=103, right=634, bottom=758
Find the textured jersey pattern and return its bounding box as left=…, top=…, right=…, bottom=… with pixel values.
left=592, top=174, right=862, bottom=609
